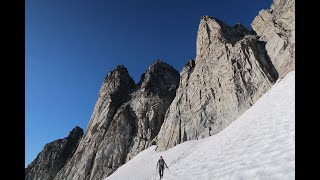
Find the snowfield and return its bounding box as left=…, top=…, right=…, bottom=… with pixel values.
left=105, top=71, right=295, bottom=180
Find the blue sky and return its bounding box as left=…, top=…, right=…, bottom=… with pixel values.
left=26, top=0, right=273, bottom=166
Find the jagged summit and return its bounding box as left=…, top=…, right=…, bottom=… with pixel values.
left=25, top=126, right=84, bottom=180
left=53, top=59, right=180, bottom=179
left=201, top=15, right=248, bottom=31
left=139, top=60, right=180, bottom=96
left=107, top=64, right=128, bottom=76
left=197, top=15, right=252, bottom=55
left=68, top=126, right=84, bottom=140
left=101, top=64, right=136, bottom=101
left=156, top=0, right=292, bottom=150
left=104, top=64, right=133, bottom=82
left=148, top=59, right=174, bottom=69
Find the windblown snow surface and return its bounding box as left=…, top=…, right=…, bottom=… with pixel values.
left=106, top=71, right=295, bottom=180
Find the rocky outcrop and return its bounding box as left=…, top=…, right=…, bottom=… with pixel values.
left=156, top=15, right=279, bottom=151
left=252, top=0, right=295, bottom=78
left=54, top=61, right=179, bottom=180
left=156, top=0, right=294, bottom=151
left=124, top=61, right=180, bottom=161
left=53, top=65, right=136, bottom=180
left=25, top=126, right=83, bottom=180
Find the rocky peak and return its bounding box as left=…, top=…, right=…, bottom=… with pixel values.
left=105, top=65, right=127, bottom=78
left=139, top=60, right=180, bottom=96
left=104, top=65, right=136, bottom=95
left=200, top=16, right=250, bottom=39
left=53, top=61, right=180, bottom=179
left=104, top=65, right=133, bottom=85
left=67, top=126, right=84, bottom=140
left=25, top=126, right=84, bottom=180
left=197, top=16, right=251, bottom=58
left=156, top=7, right=282, bottom=150
left=85, top=65, right=136, bottom=136
left=252, top=0, right=294, bottom=78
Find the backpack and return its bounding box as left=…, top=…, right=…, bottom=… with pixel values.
left=159, top=159, right=165, bottom=166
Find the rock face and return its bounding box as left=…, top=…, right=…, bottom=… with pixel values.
left=252, top=0, right=295, bottom=78
left=54, top=61, right=179, bottom=180
left=53, top=65, right=136, bottom=180
left=156, top=0, right=294, bottom=151
left=25, top=126, right=83, bottom=180
left=155, top=15, right=279, bottom=151
left=124, top=61, right=180, bottom=162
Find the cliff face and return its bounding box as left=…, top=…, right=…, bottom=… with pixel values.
left=156, top=0, right=294, bottom=151
left=53, top=65, right=136, bottom=180
left=124, top=61, right=180, bottom=162
left=156, top=15, right=278, bottom=151
left=54, top=61, right=179, bottom=180
left=25, top=126, right=83, bottom=180
left=252, top=0, right=295, bottom=78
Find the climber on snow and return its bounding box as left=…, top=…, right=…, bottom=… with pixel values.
left=156, top=156, right=169, bottom=179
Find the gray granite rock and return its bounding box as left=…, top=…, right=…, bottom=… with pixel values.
left=54, top=61, right=179, bottom=180
left=25, top=126, right=83, bottom=180
left=252, top=0, right=295, bottom=78
left=54, top=65, right=136, bottom=180
left=156, top=16, right=278, bottom=151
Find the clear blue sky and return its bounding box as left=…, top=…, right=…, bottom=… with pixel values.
left=26, top=0, right=273, bottom=167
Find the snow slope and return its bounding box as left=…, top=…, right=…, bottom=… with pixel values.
left=105, top=71, right=295, bottom=180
